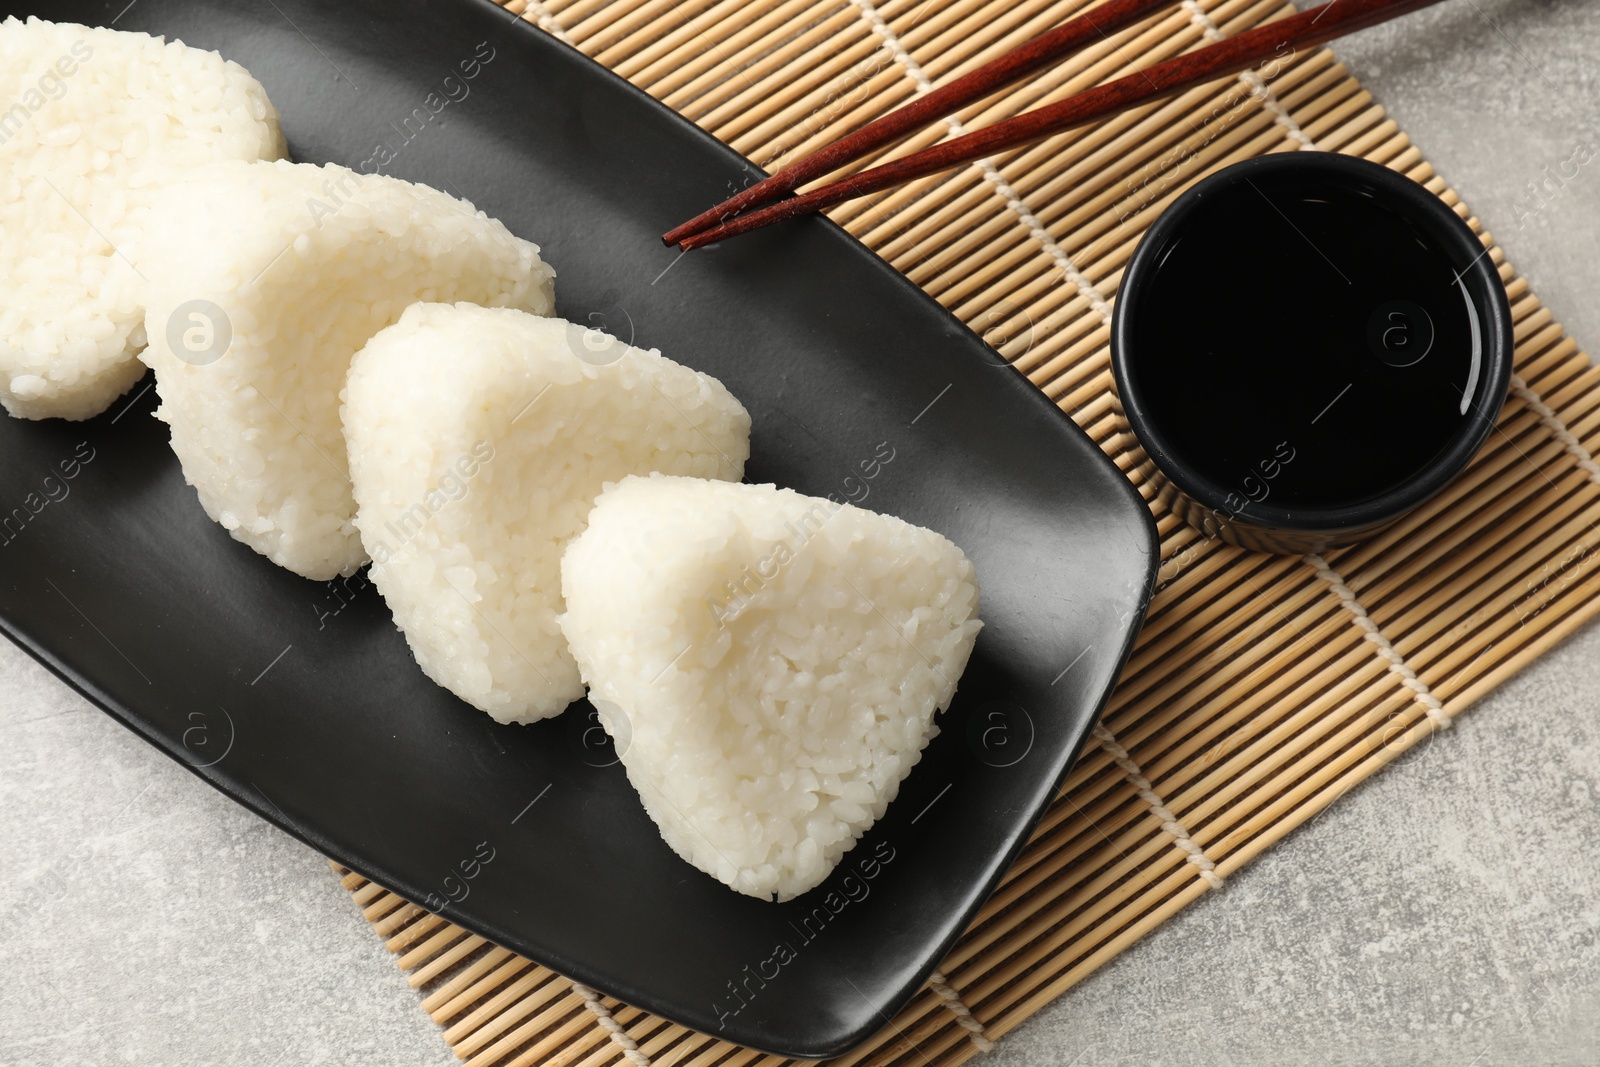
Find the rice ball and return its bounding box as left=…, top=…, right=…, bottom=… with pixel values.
left=344, top=303, right=750, bottom=724
left=560, top=474, right=982, bottom=900
left=138, top=160, right=555, bottom=580
left=0, top=16, right=285, bottom=420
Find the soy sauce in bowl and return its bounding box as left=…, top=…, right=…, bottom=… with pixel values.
left=1112, top=153, right=1513, bottom=553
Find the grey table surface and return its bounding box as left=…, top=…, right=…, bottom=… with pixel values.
left=4, top=1, right=1599, bottom=1064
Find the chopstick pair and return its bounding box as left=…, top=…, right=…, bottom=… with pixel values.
left=663, top=0, right=1448, bottom=250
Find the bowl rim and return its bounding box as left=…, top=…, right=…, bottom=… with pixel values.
left=1110, top=152, right=1514, bottom=534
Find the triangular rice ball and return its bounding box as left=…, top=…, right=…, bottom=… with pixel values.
left=561, top=474, right=982, bottom=900
left=345, top=304, right=750, bottom=723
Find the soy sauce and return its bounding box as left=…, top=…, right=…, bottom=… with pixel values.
left=1125, top=175, right=1485, bottom=514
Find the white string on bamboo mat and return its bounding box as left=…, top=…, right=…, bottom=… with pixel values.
left=848, top=0, right=1116, bottom=326
left=928, top=971, right=996, bottom=1052
left=1179, top=0, right=1316, bottom=148
left=1305, top=555, right=1453, bottom=730
left=1091, top=723, right=1226, bottom=889
left=1510, top=373, right=1600, bottom=484
left=571, top=982, right=653, bottom=1067
left=510, top=0, right=576, bottom=45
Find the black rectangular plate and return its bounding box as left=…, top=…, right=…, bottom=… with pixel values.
left=0, top=0, right=1157, bottom=1057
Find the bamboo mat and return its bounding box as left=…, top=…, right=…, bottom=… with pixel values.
left=338, top=0, right=1600, bottom=1062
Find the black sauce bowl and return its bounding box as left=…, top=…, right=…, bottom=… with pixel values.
left=1111, top=153, right=1514, bottom=555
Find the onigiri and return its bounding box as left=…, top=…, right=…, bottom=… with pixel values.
left=0, top=17, right=285, bottom=420
left=343, top=303, right=750, bottom=724
left=560, top=474, right=982, bottom=900
left=137, top=160, right=556, bottom=580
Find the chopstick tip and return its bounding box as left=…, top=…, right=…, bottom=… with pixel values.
left=662, top=219, right=707, bottom=246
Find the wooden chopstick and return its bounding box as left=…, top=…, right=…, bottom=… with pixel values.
left=671, top=0, right=1448, bottom=251
left=660, top=0, right=1175, bottom=247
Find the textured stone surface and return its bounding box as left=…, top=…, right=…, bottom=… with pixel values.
left=2, top=0, right=1597, bottom=1064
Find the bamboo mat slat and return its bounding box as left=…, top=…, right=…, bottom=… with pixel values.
left=335, top=0, right=1600, bottom=1062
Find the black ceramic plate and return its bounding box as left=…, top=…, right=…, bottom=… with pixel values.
left=0, top=0, right=1157, bottom=1056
